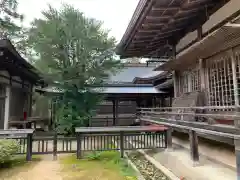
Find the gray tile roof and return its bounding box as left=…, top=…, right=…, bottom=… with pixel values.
left=107, top=66, right=156, bottom=83
left=37, top=85, right=165, bottom=94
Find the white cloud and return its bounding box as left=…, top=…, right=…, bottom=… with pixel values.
left=18, top=0, right=138, bottom=42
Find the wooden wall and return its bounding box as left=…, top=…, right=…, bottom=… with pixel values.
left=90, top=101, right=137, bottom=127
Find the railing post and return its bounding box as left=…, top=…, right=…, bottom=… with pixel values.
left=234, top=107, right=240, bottom=180
left=53, top=132, right=57, bottom=160
left=166, top=127, right=172, bottom=150
left=120, top=131, right=124, bottom=158
left=77, top=133, right=82, bottom=159
left=189, top=129, right=199, bottom=166
left=235, top=139, right=240, bottom=180
left=26, top=133, right=33, bottom=161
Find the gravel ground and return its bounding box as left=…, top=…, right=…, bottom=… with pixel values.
left=127, top=151, right=170, bottom=180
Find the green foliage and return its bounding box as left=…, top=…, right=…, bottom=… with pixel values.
left=0, top=0, right=27, bottom=55
left=86, top=151, right=101, bottom=161
left=0, top=0, right=23, bottom=36
left=61, top=151, right=137, bottom=179
left=0, top=139, right=19, bottom=164
left=25, top=4, right=122, bottom=135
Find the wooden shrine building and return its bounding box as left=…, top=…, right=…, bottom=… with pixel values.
left=0, top=39, right=44, bottom=129
left=117, top=0, right=240, bottom=144
left=37, top=63, right=166, bottom=127
left=133, top=70, right=173, bottom=107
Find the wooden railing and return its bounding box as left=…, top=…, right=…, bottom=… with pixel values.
left=0, top=129, right=34, bottom=161
left=0, top=126, right=168, bottom=161
left=75, top=126, right=167, bottom=158
left=138, top=106, right=240, bottom=138
left=139, top=106, right=240, bottom=175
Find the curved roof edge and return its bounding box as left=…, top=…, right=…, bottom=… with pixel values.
left=116, top=0, right=149, bottom=56
left=132, top=71, right=169, bottom=83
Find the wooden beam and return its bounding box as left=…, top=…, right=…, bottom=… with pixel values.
left=138, top=29, right=160, bottom=33
left=152, top=6, right=179, bottom=11
left=141, top=117, right=240, bottom=135
left=142, top=23, right=164, bottom=27
left=146, top=0, right=193, bottom=49
left=146, top=15, right=171, bottom=20
left=122, top=0, right=155, bottom=51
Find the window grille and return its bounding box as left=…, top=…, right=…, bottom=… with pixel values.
left=178, top=72, right=189, bottom=94
left=189, top=68, right=200, bottom=92
left=177, top=67, right=200, bottom=96
left=234, top=48, right=240, bottom=105
left=206, top=53, right=235, bottom=109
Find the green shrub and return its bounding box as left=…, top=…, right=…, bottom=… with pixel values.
left=0, top=139, right=20, bottom=164
left=86, top=151, right=101, bottom=160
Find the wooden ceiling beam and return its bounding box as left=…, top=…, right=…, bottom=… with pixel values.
left=146, top=15, right=171, bottom=20
left=152, top=6, right=179, bottom=11
left=142, top=23, right=164, bottom=27
left=146, top=0, right=192, bottom=49
left=135, top=34, right=156, bottom=39
left=138, top=29, right=160, bottom=33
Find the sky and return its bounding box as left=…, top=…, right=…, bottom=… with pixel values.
left=18, top=0, right=139, bottom=42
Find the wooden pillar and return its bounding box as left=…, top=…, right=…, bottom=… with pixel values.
left=120, top=131, right=124, bottom=158
left=4, top=86, right=10, bottom=130
left=229, top=49, right=240, bottom=179
left=197, top=26, right=202, bottom=41
left=199, top=59, right=206, bottom=91
left=26, top=133, right=33, bottom=161
left=166, top=127, right=172, bottom=150
left=172, top=71, right=178, bottom=98
left=76, top=133, right=82, bottom=159
left=115, top=99, right=119, bottom=126
left=136, top=98, right=141, bottom=116
left=112, top=100, right=116, bottom=126
left=230, top=49, right=239, bottom=107
left=28, top=85, right=33, bottom=117
left=53, top=131, right=58, bottom=160
left=153, top=96, right=157, bottom=107
left=189, top=130, right=199, bottom=165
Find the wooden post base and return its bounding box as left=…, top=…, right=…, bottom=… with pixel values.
left=166, top=127, right=173, bottom=150
left=235, top=139, right=240, bottom=180
left=189, top=130, right=199, bottom=165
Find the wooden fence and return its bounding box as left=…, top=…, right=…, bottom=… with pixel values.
left=0, top=127, right=168, bottom=161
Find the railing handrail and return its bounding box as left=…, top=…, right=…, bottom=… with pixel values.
left=140, top=111, right=240, bottom=119
left=0, top=129, right=34, bottom=135
left=141, top=118, right=240, bottom=139
left=75, top=126, right=167, bottom=133
left=138, top=106, right=240, bottom=110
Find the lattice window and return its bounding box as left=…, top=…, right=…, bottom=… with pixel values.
left=178, top=72, right=189, bottom=94
left=189, top=68, right=200, bottom=92
left=177, top=67, right=200, bottom=96
left=206, top=53, right=235, bottom=107
left=234, top=48, right=240, bottom=104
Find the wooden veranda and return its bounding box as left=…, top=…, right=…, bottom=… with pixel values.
left=116, top=0, right=240, bottom=179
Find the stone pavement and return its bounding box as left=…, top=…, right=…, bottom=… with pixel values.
left=147, top=144, right=236, bottom=180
